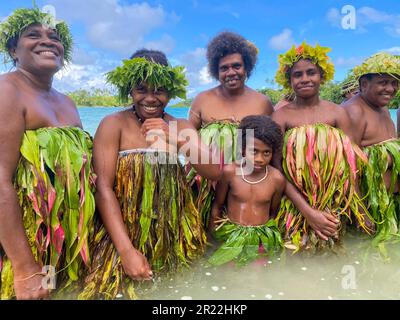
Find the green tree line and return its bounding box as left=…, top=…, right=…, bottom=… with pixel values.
left=67, top=83, right=400, bottom=109
left=67, top=88, right=123, bottom=107
left=259, top=81, right=400, bottom=108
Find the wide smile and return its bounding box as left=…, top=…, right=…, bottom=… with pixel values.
left=381, top=94, right=393, bottom=100
left=35, top=50, right=59, bottom=58
left=226, top=78, right=240, bottom=85
left=141, top=105, right=161, bottom=114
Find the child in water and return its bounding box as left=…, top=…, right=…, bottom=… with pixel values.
left=208, top=115, right=285, bottom=266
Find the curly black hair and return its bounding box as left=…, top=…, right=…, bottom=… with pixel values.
left=239, top=115, right=283, bottom=154
left=130, top=48, right=168, bottom=66
left=206, top=31, right=258, bottom=80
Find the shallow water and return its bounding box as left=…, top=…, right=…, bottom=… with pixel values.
left=78, top=106, right=189, bottom=136
left=78, top=106, right=397, bottom=137
left=76, top=107, right=400, bottom=300
left=134, top=231, right=400, bottom=300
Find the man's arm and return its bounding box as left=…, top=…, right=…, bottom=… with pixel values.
left=397, top=108, right=400, bottom=138
left=259, top=92, right=274, bottom=116
left=93, top=116, right=152, bottom=280
left=140, top=117, right=222, bottom=180
left=336, top=105, right=359, bottom=144
left=0, top=82, right=49, bottom=299
left=209, top=168, right=230, bottom=232
left=342, top=103, right=365, bottom=146
left=270, top=170, right=285, bottom=218
left=188, top=94, right=203, bottom=130
left=177, top=119, right=222, bottom=181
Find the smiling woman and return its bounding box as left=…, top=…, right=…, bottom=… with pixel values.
left=0, top=6, right=95, bottom=300
left=79, top=49, right=221, bottom=299
left=0, top=7, right=73, bottom=65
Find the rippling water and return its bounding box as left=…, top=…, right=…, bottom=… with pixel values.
left=77, top=106, right=400, bottom=300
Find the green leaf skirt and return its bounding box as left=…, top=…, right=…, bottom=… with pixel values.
left=79, top=150, right=206, bottom=300
left=208, top=218, right=282, bottom=266
left=0, top=127, right=96, bottom=299
left=360, top=139, right=400, bottom=249
left=275, top=124, right=372, bottom=253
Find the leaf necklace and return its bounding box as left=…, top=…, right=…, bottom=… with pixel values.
left=240, top=158, right=268, bottom=184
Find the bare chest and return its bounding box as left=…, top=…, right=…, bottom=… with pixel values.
left=24, top=96, right=80, bottom=129
left=201, top=99, right=265, bottom=125
left=362, top=110, right=396, bottom=146
left=229, top=176, right=274, bottom=203
left=285, top=109, right=337, bottom=130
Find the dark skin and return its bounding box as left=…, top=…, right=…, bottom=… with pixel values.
left=189, top=53, right=273, bottom=129
left=343, top=88, right=360, bottom=101
left=397, top=108, right=400, bottom=138
left=93, top=82, right=221, bottom=281
left=0, top=24, right=81, bottom=300
left=342, top=74, right=399, bottom=192
left=210, top=138, right=285, bottom=230
left=272, top=59, right=361, bottom=240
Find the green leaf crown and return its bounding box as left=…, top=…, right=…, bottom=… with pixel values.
left=353, top=52, right=400, bottom=82
left=0, top=6, right=73, bottom=64
left=106, top=57, right=188, bottom=103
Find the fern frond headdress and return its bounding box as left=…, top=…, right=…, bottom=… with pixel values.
left=0, top=6, right=73, bottom=64
left=106, top=57, right=188, bottom=103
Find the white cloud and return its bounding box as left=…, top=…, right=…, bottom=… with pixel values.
left=335, top=56, right=364, bottom=68
left=178, top=48, right=216, bottom=97
left=72, top=48, right=98, bottom=65
left=144, top=34, right=176, bottom=54
left=358, top=7, right=392, bottom=23
left=198, top=66, right=213, bottom=85
left=50, top=0, right=178, bottom=56
left=326, top=6, right=400, bottom=37
left=326, top=8, right=341, bottom=28
left=268, top=28, right=295, bottom=51
left=54, top=63, right=111, bottom=92
left=380, top=47, right=400, bottom=55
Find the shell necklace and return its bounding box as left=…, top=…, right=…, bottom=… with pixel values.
left=240, top=158, right=268, bottom=184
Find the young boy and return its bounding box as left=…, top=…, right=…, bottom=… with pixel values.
left=208, top=115, right=285, bottom=266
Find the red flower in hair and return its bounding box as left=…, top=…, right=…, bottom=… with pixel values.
left=295, top=45, right=304, bottom=56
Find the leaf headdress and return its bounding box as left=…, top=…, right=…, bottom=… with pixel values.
left=275, top=41, right=335, bottom=91
left=106, top=57, right=188, bottom=103
left=0, top=6, right=73, bottom=64
left=353, top=52, right=400, bottom=82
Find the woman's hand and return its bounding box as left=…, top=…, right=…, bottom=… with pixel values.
left=120, top=248, right=153, bottom=281
left=14, top=262, right=50, bottom=300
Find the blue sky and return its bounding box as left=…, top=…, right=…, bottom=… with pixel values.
left=1, top=0, right=400, bottom=99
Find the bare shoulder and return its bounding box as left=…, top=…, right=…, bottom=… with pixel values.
left=246, top=87, right=273, bottom=114
left=96, top=110, right=127, bottom=134
left=271, top=103, right=290, bottom=121
left=320, top=99, right=349, bottom=117
left=222, top=163, right=237, bottom=179
left=320, top=99, right=340, bottom=110
left=341, top=96, right=364, bottom=118
left=0, top=74, right=20, bottom=104
left=269, top=166, right=285, bottom=184
left=191, top=88, right=218, bottom=109
left=55, top=89, right=76, bottom=107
